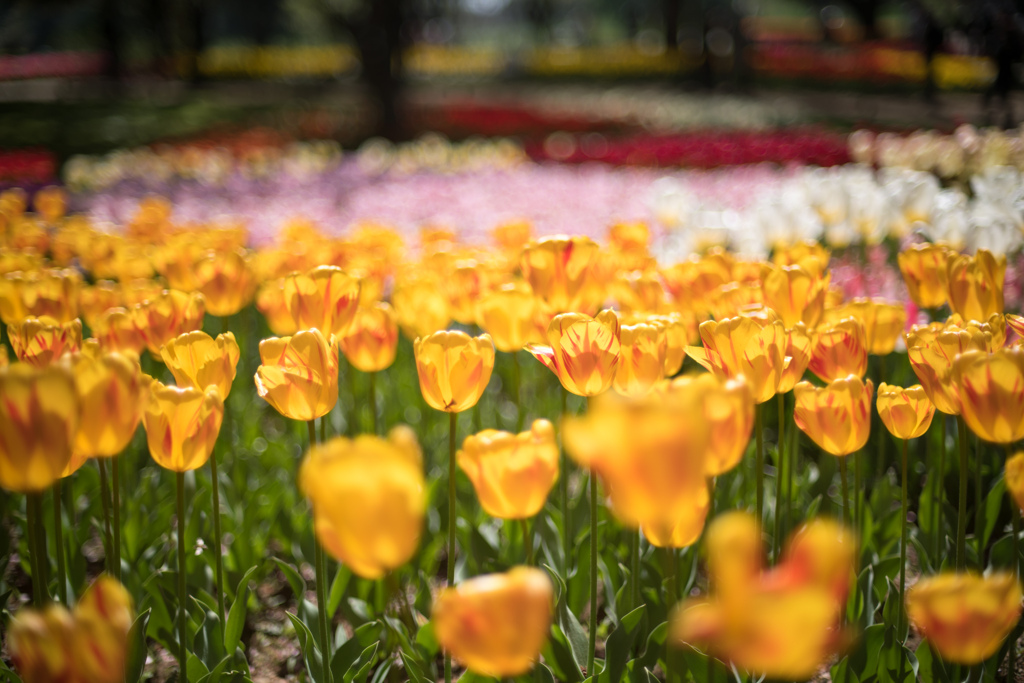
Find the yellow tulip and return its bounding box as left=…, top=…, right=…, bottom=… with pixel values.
left=952, top=348, right=1024, bottom=443
left=760, top=263, right=829, bottom=328
left=661, top=254, right=732, bottom=317
left=79, top=280, right=122, bottom=328
left=1, top=268, right=81, bottom=324
left=92, top=307, right=146, bottom=357
left=877, top=383, right=935, bottom=440
left=827, top=298, right=908, bottom=355
left=255, top=328, right=339, bottom=421
left=7, top=605, right=75, bottom=683
left=898, top=242, right=952, bottom=309
left=194, top=248, right=256, bottom=317
left=520, top=235, right=600, bottom=315
left=611, top=270, right=666, bottom=314
left=707, top=282, right=765, bottom=321
left=72, top=576, right=134, bottom=683
left=448, top=259, right=493, bottom=325
left=808, top=317, right=868, bottom=382
left=458, top=419, right=559, bottom=520
left=433, top=566, right=553, bottom=677
left=665, top=373, right=754, bottom=477
left=686, top=314, right=786, bottom=404
left=526, top=310, right=620, bottom=397
left=1005, top=452, right=1024, bottom=512
left=778, top=323, right=812, bottom=394
left=414, top=330, right=495, bottom=413
left=161, top=330, right=240, bottom=398
left=947, top=249, right=1005, bottom=322
left=255, top=279, right=299, bottom=336
left=392, top=272, right=451, bottom=341
left=642, top=495, right=711, bottom=548
left=793, top=375, right=874, bottom=456
left=339, top=302, right=399, bottom=373
left=8, top=317, right=82, bottom=367
left=907, top=323, right=992, bottom=415
left=907, top=572, right=1022, bottom=665
left=64, top=341, right=144, bottom=458
left=143, top=380, right=223, bottom=472
left=0, top=363, right=78, bottom=492
left=650, top=312, right=694, bottom=375
left=947, top=312, right=1007, bottom=349
left=476, top=281, right=543, bottom=353
left=614, top=319, right=667, bottom=397
left=773, top=240, right=830, bottom=278
left=132, top=289, right=206, bottom=356
left=283, top=265, right=360, bottom=336
left=300, top=428, right=425, bottom=579
left=1007, top=313, right=1024, bottom=340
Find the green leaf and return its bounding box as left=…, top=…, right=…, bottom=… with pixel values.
left=327, top=564, right=352, bottom=620
left=224, top=565, right=258, bottom=656
left=983, top=474, right=1007, bottom=550
left=285, top=612, right=323, bottom=683
left=878, top=625, right=919, bottom=683
left=635, top=621, right=668, bottom=674
left=195, top=654, right=232, bottom=683
left=542, top=623, right=585, bottom=683
left=400, top=651, right=430, bottom=683
left=271, top=558, right=306, bottom=603
left=542, top=563, right=587, bottom=676
left=342, top=642, right=378, bottom=683
left=602, top=605, right=646, bottom=683
left=331, top=623, right=380, bottom=681
left=832, top=622, right=885, bottom=682
left=125, top=608, right=152, bottom=683
left=186, top=652, right=210, bottom=683
left=915, top=639, right=950, bottom=683
left=415, top=621, right=439, bottom=657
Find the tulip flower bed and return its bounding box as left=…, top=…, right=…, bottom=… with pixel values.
left=3, top=158, right=1024, bottom=683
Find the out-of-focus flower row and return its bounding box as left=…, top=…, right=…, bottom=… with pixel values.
left=850, top=125, right=1024, bottom=177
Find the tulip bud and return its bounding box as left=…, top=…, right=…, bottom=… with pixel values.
left=339, top=302, right=399, bottom=373
left=8, top=605, right=75, bottom=683
left=92, top=307, right=146, bottom=356
left=520, top=235, right=600, bottom=315
left=476, top=281, right=542, bottom=353
left=79, top=280, right=123, bottom=328
left=898, top=242, right=952, bottom=309
left=284, top=265, right=360, bottom=336
left=808, top=317, right=868, bottom=383
left=194, top=248, right=256, bottom=317
left=793, top=375, right=874, bottom=457
left=161, top=330, right=240, bottom=399
left=760, top=263, right=829, bottom=328
left=686, top=314, right=787, bottom=404
left=777, top=323, right=812, bottom=394
left=947, top=249, right=1005, bottom=322
left=300, top=428, right=425, bottom=579
left=433, top=567, right=553, bottom=677
left=826, top=299, right=908, bottom=355
left=392, top=272, right=451, bottom=341
left=876, top=383, right=935, bottom=440
left=907, top=323, right=992, bottom=415
left=772, top=241, right=830, bottom=278
left=73, top=576, right=134, bottom=683
left=132, top=289, right=206, bottom=357
left=414, top=330, right=495, bottom=413
left=614, top=320, right=667, bottom=397
left=458, top=419, right=559, bottom=520
left=64, top=341, right=145, bottom=458
left=255, top=328, right=339, bottom=421
left=952, top=348, right=1024, bottom=443
left=143, top=380, right=224, bottom=472
left=526, top=310, right=620, bottom=397
left=8, top=317, right=82, bottom=367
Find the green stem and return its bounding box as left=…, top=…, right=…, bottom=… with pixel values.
left=27, top=493, right=47, bottom=605
left=662, top=548, right=678, bottom=683
left=630, top=529, right=639, bottom=609
left=956, top=415, right=969, bottom=573
left=899, top=439, right=909, bottom=642
left=209, top=453, right=226, bottom=629
left=839, top=456, right=850, bottom=529
left=854, top=449, right=862, bottom=535
left=446, top=411, right=458, bottom=683
left=52, top=481, right=67, bottom=605
left=786, top=394, right=796, bottom=537
left=974, top=435, right=983, bottom=564
left=513, top=351, right=524, bottom=432
left=347, top=359, right=357, bottom=437
left=1010, top=503, right=1018, bottom=683
left=934, top=415, right=946, bottom=563
left=369, top=371, right=379, bottom=435
left=560, top=388, right=571, bottom=586
left=176, top=471, right=188, bottom=681
left=308, top=419, right=332, bottom=683
left=587, top=470, right=599, bottom=679
left=98, top=458, right=113, bottom=575
left=876, top=354, right=887, bottom=474
left=774, top=393, right=785, bottom=559
left=755, top=402, right=764, bottom=527
left=112, top=455, right=122, bottom=580
left=521, top=517, right=533, bottom=566
left=62, top=475, right=74, bottom=582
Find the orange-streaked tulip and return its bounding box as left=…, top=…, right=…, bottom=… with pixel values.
left=898, top=242, right=952, bottom=309
left=661, top=255, right=732, bottom=316
left=952, top=348, right=1024, bottom=443
left=339, top=301, right=399, bottom=373
left=161, top=330, right=240, bottom=398
left=761, top=264, right=829, bottom=328
left=947, top=249, right=1006, bottom=322
left=793, top=375, right=874, bottom=456
left=665, top=373, right=755, bottom=477
left=907, top=324, right=992, bottom=415
left=132, top=289, right=206, bottom=356
left=414, top=330, right=495, bottom=413
left=92, top=307, right=146, bottom=356
left=773, top=240, right=830, bottom=278
left=448, top=259, right=492, bottom=325
left=877, top=383, right=935, bottom=440
left=907, top=573, right=1022, bottom=665
left=686, top=315, right=786, bottom=404
left=614, top=320, right=667, bottom=397
left=808, top=317, right=867, bottom=382
left=778, top=323, right=812, bottom=393
left=0, top=363, right=78, bottom=492
left=520, top=235, right=599, bottom=314
left=563, top=389, right=710, bottom=534
left=300, top=428, right=425, bottom=579
left=7, top=605, right=75, bottom=683
left=827, top=299, right=908, bottom=355
left=194, top=248, right=256, bottom=317
left=255, top=328, right=339, bottom=421
left=643, top=494, right=711, bottom=548
left=143, top=380, right=223, bottom=472
left=2, top=268, right=82, bottom=324
left=526, top=310, right=620, bottom=397
left=255, top=279, right=299, bottom=336
left=72, top=576, right=134, bottom=683
left=392, top=273, right=451, bottom=341
left=948, top=313, right=1007, bottom=349
left=1007, top=313, right=1024, bottom=340
left=458, top=419, right=559, bottom=520
left=8, top=317, right=82, bottom=367
left=433, top=567, right=553, bottom=678
left=283, top=265, right=360, bottom=336
left=476, top=281, right=542, bottom=353
left=64, top=341, right=144, bottom=458
left=611, top=270, right=666, bottom=314
left=707, top=282, right=764, bottom=321
left=1006, top=452, right=1024, bottom=512
left=650, top=312, right=694, bottom=376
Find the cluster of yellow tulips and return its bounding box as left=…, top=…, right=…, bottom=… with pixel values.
left=2, top=181, right=1024, bottom=683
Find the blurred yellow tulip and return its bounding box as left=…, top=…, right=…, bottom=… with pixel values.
left=79, top=280, right=122, bottom=328
left=808, top=317, right=868, bottom=383
left=476, top=281, right=543, bottom=353
left=773, top=241, right=830, bottom=278
left=520, top=235, right=600, bottom=315
left=339, top=302, right=399, bottom=373
left=526, top=310, right=620, bottom=397
left=414, top=330, right=494, bottom=413
left=877, top=383, right=935, bottom=440
left=255, top=328, right=339, bottom=421
left=0, top=268, right=81, bottom=324
left=255, top=279, right=299, bottom=336
left=1005, top=452, right=1024, bottom=512
left=283, top=265, right=360, bottom=336
left=827, top=299, right=908, bottom=355
left=132, top=289, right=206, bottom=356
left=665, top=373, right=754, bottom=477
left=793, top=375, right=874, bottom=456
left=8, top=317, right=82, bottom=367
left=92, top=307, right=146, bottom=356
left=300, top=428, right=425, bottom=579
left=907, top=323, right=992, bottom=415
left=947, top=249, right=1005, bottom=322
left=143, top=380, right=223, bottom=472
left=64, top=341, right=144, bottom=458
left=433, top=566, right=553, bottom=677
left=898, top=242, right=952, bottom=309
left=0, top=363, right=78, bottom=492
left=392, top=272, right=451, bottom=341
left=194, top=248, right=256, bottom=317
left=777, top=323, right=812, bottom=394
left=458, top=419, right=558, bottom=520
left=686, top=314, right=786, bottom=404
left=907, top=572, right=1022, bottom=665
left=952, top=348, right=1024, bottom=443
left=8, top=605, right=75, bottom=683
left=760, top=263, right=829, bottom=328
left=161, top=330, right=240, bottom=398
left=614, top=319, right=667, bottom=397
